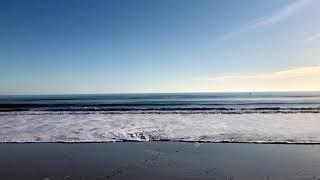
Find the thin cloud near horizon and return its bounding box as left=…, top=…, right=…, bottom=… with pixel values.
left=193, top=65, right=320, bottom=92
left=195, top=65, right=320, bottom=81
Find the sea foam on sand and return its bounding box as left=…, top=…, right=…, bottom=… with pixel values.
left=1, top=112, right=320, bottom=143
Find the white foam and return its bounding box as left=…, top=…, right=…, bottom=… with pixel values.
left=1, top=112, right=320, bottom=143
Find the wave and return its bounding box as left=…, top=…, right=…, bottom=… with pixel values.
left=44, top=107, right=320, bottom=111
left=1, top=102, right=320, bottom=108
left=1, top=140, right=320, bottom=144
left=1, top=113, right=320, bottom=144
left=1, top=106, right=320, bottom=115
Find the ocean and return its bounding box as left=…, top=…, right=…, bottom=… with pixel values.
left=0, top=92, right=320, bottom=143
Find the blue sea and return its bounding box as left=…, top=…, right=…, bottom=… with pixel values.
left=0, top=92, right=320, bottom=143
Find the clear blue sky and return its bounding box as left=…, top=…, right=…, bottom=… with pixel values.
left=1, top=0, right=320, bottom=94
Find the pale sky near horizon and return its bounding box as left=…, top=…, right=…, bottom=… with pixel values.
left=0, top=0, right=320, bottom=95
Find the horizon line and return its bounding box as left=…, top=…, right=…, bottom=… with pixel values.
left=1, top=90, right=320, bottom=96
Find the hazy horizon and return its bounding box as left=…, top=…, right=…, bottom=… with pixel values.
left=1, top=90, right=320, bottom=97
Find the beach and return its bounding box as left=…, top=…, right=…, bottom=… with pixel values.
left=1, top=142, right=320, bottom=180
left=1, top=93, right=320, bottom=179
left=2, top=0, right=320, bottom=179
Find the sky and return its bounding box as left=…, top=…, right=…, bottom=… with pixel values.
left=0, top=0, right=320, bottom=95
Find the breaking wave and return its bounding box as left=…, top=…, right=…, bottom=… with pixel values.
left=1, top=92, right=320, bottom=144
left=1, top=113, right=320, bottom=144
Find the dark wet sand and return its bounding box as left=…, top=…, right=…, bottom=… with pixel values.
left=0, top=142, right=320, bottom=180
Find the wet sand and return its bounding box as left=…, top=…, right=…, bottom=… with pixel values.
left=0, top=142, right=320, bottom=180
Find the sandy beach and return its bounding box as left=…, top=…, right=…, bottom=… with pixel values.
left=0, top=142, right=319, bottom=180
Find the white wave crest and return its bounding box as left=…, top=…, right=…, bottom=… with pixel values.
left=1, top=112, right=320, bottom=143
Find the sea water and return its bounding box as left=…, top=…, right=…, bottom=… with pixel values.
left=0, top=92, right=320, bottom=143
